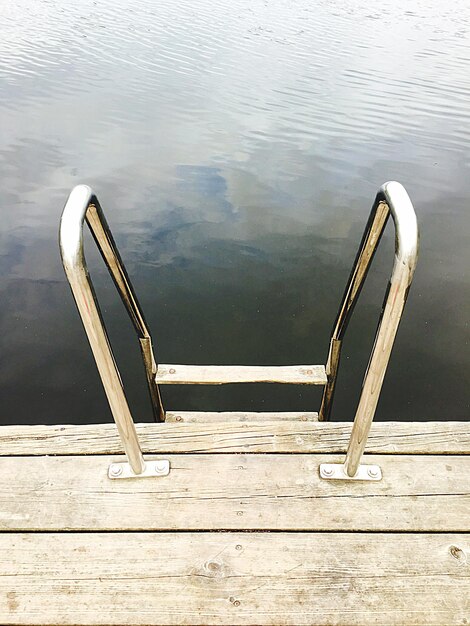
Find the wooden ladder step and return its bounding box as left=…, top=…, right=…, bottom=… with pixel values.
left=156, top=364, right=327, bottom=385
left=165, top=411, right=319, bottom=423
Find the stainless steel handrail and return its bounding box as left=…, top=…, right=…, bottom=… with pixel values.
left=318, top=181, right=419, bottom=479
left=60, top=181, right=417, bottom=481
left=60, top=185, right=165, bottom=476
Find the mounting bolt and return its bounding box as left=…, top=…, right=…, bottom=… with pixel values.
left=155, top=460, right=168, bottom=474
left=169, top=368, right=176, bottom=374
left=321, top=465, right=334, bottom=477
left=109, top=464, right=123, bottom=477
left=367, top=467, right=379, bottom=478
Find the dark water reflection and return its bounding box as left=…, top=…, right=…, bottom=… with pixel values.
left=0, top=0, right=468, bottom=424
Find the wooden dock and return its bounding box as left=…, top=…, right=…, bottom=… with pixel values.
left=1, top=416, right=469, bottom=625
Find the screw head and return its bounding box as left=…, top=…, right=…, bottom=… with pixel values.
left=321, top=465, right=334, bottom=477
left=154, top=460, right=168, bottom=474
left=169, top=368, right=176, bottom=374
left=109, top=464, right=123, bottom=477
left=367, top=466, right=379, bottom=478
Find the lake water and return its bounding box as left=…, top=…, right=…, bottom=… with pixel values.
left=0, top=0, right=469, bottom=424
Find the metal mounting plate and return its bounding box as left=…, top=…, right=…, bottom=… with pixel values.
left=319, top=463, right=382, bottom=481
left=108, top=459, right=170, bottom=480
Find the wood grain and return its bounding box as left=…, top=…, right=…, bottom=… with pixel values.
left=156, top=364, right=327, bottom=385
left=1, top=421, right=469, bottom=456
left=0, top=453, right=468, bottom=531
left=1, top=532, right=468, bottom=625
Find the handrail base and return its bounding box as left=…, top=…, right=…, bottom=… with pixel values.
left=108, top=459, right=170, bottom=480
left=319, top=462, right=382, bottom=481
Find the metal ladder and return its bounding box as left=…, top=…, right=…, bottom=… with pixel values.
left=60, top=181, right=418, bottom=481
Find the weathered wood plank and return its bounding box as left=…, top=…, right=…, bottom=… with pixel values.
left=1, top=454, right=468, bottom=531
left=156, top=364, right=327, bottom=385
left=165, top=411, right=319, bottom=422
left=1, top=421, right=469, bottom=456
left=1, top=532, right=468, bottom=625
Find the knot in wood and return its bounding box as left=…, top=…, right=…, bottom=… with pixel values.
left=449, top=545, right=466, bottom=563
left=203, top=559, right=227, bottom=578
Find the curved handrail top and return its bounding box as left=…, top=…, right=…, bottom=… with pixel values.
left=61, top=181, right=418, bottom=285
left=59, top=184, right=95, bottom=272
left=379, top=181, right=419, bottom=275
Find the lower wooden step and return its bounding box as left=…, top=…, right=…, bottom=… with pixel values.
left=165, top=411, right=319, bottom=422
left=156, top=364, right=327, bottom=385
left=1, top=532, right=468, bottom=625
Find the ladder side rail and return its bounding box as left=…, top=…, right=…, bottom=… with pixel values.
left=319, top=198, right=390, bottom=422
left=85, top=199, right=164, bottom=423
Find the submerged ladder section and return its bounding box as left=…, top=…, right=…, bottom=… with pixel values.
left=59, top=181, right=418, bottom=481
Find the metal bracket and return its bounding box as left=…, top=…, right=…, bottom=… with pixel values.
left=108, top=459, right=170, bottom=480
left=320, top=463, right=382, bottom=481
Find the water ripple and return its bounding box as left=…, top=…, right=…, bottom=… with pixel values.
left=1, top=0, right=469, bottom=158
